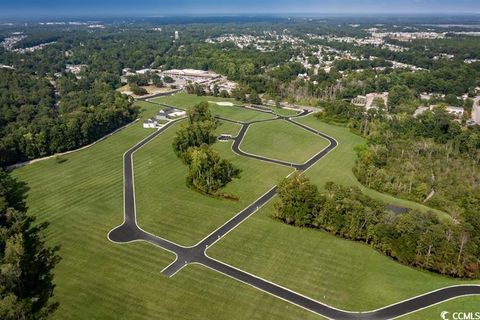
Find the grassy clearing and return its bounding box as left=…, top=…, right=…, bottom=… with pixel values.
left=133, top=119, right=292, bottom=246
left=11, top=94, right=477, bottom=320
left=207, top=201, right=480, bottom=313
left=215, top=120, right=242, bottom=137
left=151, top=92, right=276, bottom=122
left=240, top=120, right=330, bottom=164
left=11, top=101, right=318, bottom=320
left=207, top=104, right=275, bottom=122
left=270, top=106, right=301, bottom=117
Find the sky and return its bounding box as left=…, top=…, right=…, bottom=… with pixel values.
left=1, top=0, right=480, bottom=19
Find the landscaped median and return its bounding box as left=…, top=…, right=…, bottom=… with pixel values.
left=239, top=120, right=330, bottom=164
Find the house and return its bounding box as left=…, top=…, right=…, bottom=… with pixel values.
left=415, top=105, right=465, bottom=120
left=352, top=95, right=367, bottom=107
left=352, top=92, right=388, bottom=110
left=0, top=64, right=15, bottom=70
left=429, top=105, right=465, bottom=119
left=122, top=68, right=135, bottom=76
left=157, top=107, right=186, bottom=120
left=445, top=106, right=464, bottom=118
left=143, top=119, right=158, bottom=129
left=65, top=64, right=87, bottom=75
left=297, top=73, right=309, bottom=80
left=136, top=68, right=161, bottom=75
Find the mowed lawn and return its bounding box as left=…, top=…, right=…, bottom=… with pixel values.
left=11, top=101, right=321, bottom=320
left=151, top=92, right=276, bottom=122
left=240, top=120, right=330, bottom=164
left=207, top=201, right=480, bottom=314
left=216, top=120, right=242, bottom=137
left=133, top=119, right=292, bottom=246
left=270, top=107, right=300, bottom=117
left=208, top=115, right=479, bottom=318
left=11, top=94, right=478, bottom=320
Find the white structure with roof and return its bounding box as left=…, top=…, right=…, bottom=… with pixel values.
left=415, top=105, right=465, bottom=119
left=143, top=119, right=158, bottom=129
left=352, top=92, right=389, bottom=110
left=157, top=107, right=186, bottom=120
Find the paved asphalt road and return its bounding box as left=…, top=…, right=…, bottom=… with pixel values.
left=108, top=102, right=480, bottom=320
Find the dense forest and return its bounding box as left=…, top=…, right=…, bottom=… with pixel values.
left=0, top=69, right=138, bottom=167
left=274, top=173, right=479, bottom=278
left=0, top=170, right=60, bottom=319
left=352, top=107, right=480, bottom=220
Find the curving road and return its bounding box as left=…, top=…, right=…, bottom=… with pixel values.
left=108, top=101, right=480, bottom=320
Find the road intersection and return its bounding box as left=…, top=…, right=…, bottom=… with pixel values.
left=108, top=101, right=480, bottom=320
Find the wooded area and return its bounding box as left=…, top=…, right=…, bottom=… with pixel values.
left=274, top=173, right=479, bottom=278
left=172, top=102, right=240, bottom=197
left=0, top=170, right=59, bottom=319
left=0, top=69, right=139, bottom=167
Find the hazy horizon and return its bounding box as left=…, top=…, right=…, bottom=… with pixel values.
left=1, top=0, right=480, bottom=20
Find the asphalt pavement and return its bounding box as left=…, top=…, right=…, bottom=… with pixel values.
left=108, top=105, right=480, bottom=320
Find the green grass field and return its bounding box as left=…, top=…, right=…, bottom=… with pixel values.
left=239, top=120, right=330, bottom=164
left=207, top=201, right=479, bottom=312
left=10, top=95, right=479, bottom=320
left=263, top=105, right=300, bottom=117
left=11, top=101, right=318, bottom=320
left=133, top=119, right=292, bottom=246
left=151, top=92, right=276, bottom=122
left=216, top=120, right=242, bottom=137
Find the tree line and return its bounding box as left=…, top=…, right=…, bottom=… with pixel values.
left=274, top=173, right=479, bottom=278
left=0, top=170, right=60, bottom=319
left=0, top=69, right=139, bottom=168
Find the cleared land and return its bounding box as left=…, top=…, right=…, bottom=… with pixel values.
left=133, top=119, right=292, bottom=246
left=239, top=120, right=330, bottom=164
left=11, top=101, right=318, bottom=320
left=269, top=106, right=301, bottom=117
left=151, top=93, right=276, bottom=122
left=117, top=84, right=176, bottom=98
left=207, top=201, right=479, bottom=312
left=11, top=96, right=478, bottom=320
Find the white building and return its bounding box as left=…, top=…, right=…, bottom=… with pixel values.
left=143, top=119, right=158, bottom=129
left=65, top=64, right=87, bottom=75
left=162, top=69, right=220, bottom=79
left=429, top=105, right=465, bottom=119
left=352, top=92, right=389, bottom=110
left=136, top=68, right=161, bottom=75
left=157, top=107, right=186, bottom=120
left=175, top=31, right=179, bottom=40
left=445, top=106, right=465, bottom=118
